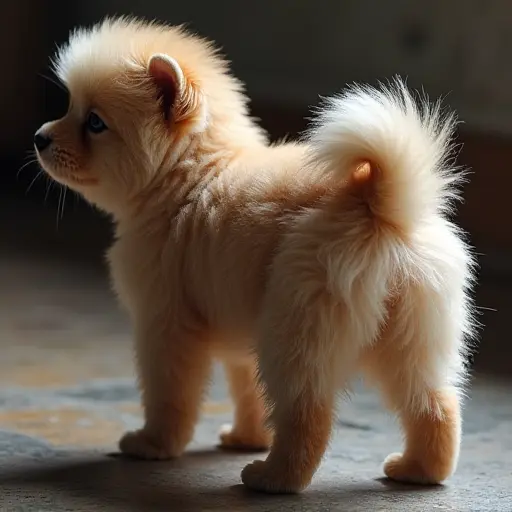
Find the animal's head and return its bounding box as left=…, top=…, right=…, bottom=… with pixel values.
left=34, top=17, right=262, bottom=215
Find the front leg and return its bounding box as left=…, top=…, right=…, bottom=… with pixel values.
left=119, top=318, right=211, bottom=460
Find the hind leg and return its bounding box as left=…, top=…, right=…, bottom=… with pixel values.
left=382, top=388, right=460, bottom=484
left=219, top=360, right=271, bottom=451
left=241, top=289, right=379, bottom=493
left=240, top=320, right=338, bottom=494
left=241, top=388, right=335, bottom=493
left=362, top=284, right=468, bottom=484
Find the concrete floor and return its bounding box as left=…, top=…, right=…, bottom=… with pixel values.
left=1, top=198, right=511, bottom=511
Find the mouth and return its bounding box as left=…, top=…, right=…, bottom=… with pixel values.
left=36, top=154, right=98, bottom=187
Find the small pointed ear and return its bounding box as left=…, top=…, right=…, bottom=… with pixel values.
left=147, top=53, right=206, bottom=131
left=147, top=54, right=185, bottom=121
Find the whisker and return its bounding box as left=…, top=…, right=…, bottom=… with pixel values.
left=475, top=306, right=497, bottom=313
left=55, top=185, right=63, bottom=229
left=44, top=178, right=54, bottom=205
left=24, top=150, right=37, bottom=161
left=17, top=158, right=38, bottom=178
left=25, top=170, right=44, bottom=194
left=60, top=187, right=68, bottom=220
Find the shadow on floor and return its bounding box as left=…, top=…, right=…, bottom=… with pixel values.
left=0, top=451, right=449, bottom=512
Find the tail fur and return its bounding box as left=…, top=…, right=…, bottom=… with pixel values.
left=307, top=78, right=463, bottom=233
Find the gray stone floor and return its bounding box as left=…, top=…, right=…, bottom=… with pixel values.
left=1, top=379, right=512, bottom=511
left=0, top=198, right=511, bottom=511
left=1, top=369, right=511, bottom=511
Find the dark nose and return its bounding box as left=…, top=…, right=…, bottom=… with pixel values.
left=34, top=131, right=52, bottom=152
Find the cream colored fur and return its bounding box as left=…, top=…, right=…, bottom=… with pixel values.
left=35, top=17, right=476, bottom=494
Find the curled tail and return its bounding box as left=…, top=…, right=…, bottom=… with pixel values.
left=307, top=78, right=464, bottom=233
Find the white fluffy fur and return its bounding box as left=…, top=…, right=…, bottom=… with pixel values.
left=309, top=80, right=462, bottom=227
left=258, top=80, right=474, bottom=420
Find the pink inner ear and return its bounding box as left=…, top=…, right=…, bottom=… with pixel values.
left=148, top=59, right=178, bottom=121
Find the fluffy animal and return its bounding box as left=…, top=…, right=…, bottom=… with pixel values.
left=34, top=17, right=475, bottom=494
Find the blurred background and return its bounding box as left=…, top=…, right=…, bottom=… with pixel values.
left=1, top=1, right=510, bottom=376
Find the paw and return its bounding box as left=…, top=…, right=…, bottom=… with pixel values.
left=219, top=424, right=271, bottom=452
left=383, top=452, right=450, bottom=485
left=119, top=429, right=180, bottom=460
left=241, top=460, right=307, bottom=494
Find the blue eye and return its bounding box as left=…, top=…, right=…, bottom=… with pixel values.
left=86, top=112, right=108, bottom=134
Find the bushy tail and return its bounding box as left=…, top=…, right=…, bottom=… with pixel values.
left=307, top=77, right=463, bottom=233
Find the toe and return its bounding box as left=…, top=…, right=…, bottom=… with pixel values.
left=219, top=424, right=270, bottom=452
left=384, top=452, right=444, bottom=485
left=241, top=460, right=305, bottom=494
left=119, top=430, right=175, bottom=460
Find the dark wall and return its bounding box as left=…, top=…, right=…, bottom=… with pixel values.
left=5, top=2, right=512, bottom=161
left=1, top=2, right=511, bottom=374
left=3, top=3, right=512, bottom=264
